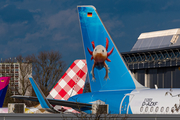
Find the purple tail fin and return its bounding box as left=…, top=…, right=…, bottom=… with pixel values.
left=0, top=77, right=10, bottom=107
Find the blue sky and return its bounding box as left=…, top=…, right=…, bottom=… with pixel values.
left=1, top=0, right=180, bottom=67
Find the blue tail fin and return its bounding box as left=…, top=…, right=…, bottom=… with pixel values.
left=28, top=76, right=59, bottom=113
left=77, top=5, right=145, bottom=92
left=0, top=77, right=10, bottom=107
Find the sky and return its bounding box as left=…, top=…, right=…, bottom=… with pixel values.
left=1, top=0, right=180, bottom=68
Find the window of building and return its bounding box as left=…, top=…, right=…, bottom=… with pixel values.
left=14, top=82, right=18, bottom=85
left=6, top=74, right=10, bottom=76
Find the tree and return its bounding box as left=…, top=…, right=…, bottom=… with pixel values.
left=15, top=55, right=32, bottom=96
left=30, top=51, right=65, bottom=96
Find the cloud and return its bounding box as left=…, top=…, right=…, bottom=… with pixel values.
left=46, top=8, right=77, bottom=30
left=172, top=19, right=180, bottom=23
left=0, top=4, right=34, bottom=23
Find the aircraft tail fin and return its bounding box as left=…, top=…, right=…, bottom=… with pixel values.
left=47, top=59, right=87, bottom=100
left=0, top=77, right=10, bottom=107
left=28, top=76, right=59, bottom=113
left=47, top=59, right=87, bottom=112
left=77, top=6, right=145, bottom=92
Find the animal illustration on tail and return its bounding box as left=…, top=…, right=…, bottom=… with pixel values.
left=87, top=38, right=114, bottom=80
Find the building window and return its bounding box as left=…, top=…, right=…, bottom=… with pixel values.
left=6, top=74, right=10, bottom=76
left=15, top=82, right=19, bottom=85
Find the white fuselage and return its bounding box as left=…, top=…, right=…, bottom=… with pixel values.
left=129, top=88, right=180, bottom=114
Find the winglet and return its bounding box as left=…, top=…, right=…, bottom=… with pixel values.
left=28, top=77, right=59, bottom=113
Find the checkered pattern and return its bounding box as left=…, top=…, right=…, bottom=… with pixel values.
left=45, top=60, right=87, bottom=113
left=47, top=59, right=87, bottom=100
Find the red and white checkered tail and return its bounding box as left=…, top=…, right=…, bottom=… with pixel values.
left=47, top=59, right=87, bottom=100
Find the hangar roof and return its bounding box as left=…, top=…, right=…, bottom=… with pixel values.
left=131, top=28, right=180, bottom=51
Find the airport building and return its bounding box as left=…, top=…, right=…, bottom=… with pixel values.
left=122, top=28, right=180, bottom=88
left=0, top=62, right=32, bottom=95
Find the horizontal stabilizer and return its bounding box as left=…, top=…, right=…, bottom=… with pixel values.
left=11, top=95, right=92, bottom=110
